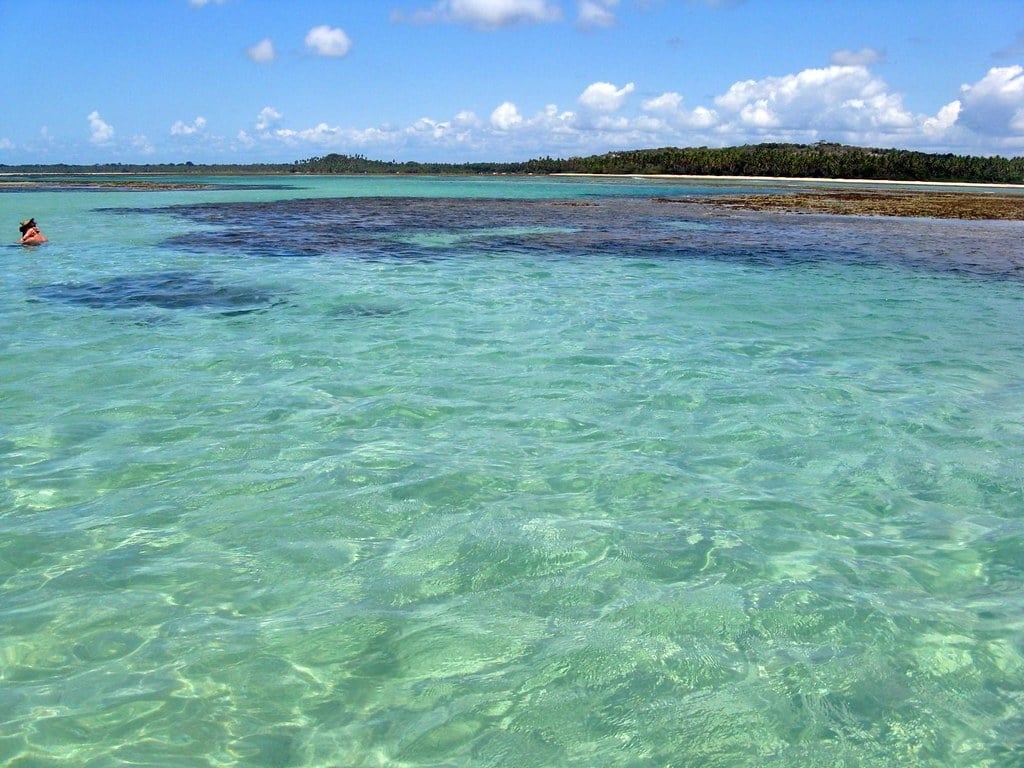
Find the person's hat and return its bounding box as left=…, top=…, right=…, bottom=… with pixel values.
left=19, top=218, right=36, bottom=233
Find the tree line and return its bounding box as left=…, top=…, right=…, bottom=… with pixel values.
left=3, top=144, right=1023, bottom=183
left=286, top=144, right=1024, bottom=183
left=546, top=143, right=1024, bottom=183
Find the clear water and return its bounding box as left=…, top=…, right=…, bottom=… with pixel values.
left=2, top=175, right=1024, bottom=767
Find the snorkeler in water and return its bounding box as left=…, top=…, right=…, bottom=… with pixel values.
left=19, top=218, right=47, bottom=246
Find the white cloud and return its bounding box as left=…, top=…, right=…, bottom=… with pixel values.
left=642, top=92, right=683, bottom=113
left=305, top=25, right=352, bottom=57
left=410, top=117, right=456, bottom=140
left=276, top=123, right=343, bottom=143
left=830, top=47, right=884, bottom=67
left=395, top=0, right=562, bottom=29
left=923, top=101, right=962, bottom=135
left=454, top=110, right=482, bottom=128
left=958, top=65, right=1024, bottom=136
left=188, top=0, right=230, bottom=6
left=247, top=38, right=276, bottom=63
left=400, top=112, right=486, bottom=146
left=491, top=101, right=524, bottom=130
left=171, top=116, right=208, bottom=136
left=0, top=138, right=14, bottom=150
left=87, top=111, right=115, bottom=144
left=642, top=92, right=719, bottom=128
left=577, top=0, right=617, bottom=29
left=714, top=65, right=914, bottom=133
left=579, top=81, right=635, bottom=112
left=256, top=106, right=283, bottom=132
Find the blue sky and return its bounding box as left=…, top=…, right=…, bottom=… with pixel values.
left=2, top=0, right=1024, bottom=164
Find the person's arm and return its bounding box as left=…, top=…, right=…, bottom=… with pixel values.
left=21, top=228, right=47, bottom=245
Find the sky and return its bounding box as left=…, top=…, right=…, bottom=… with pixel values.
left=2, top=0, right=1024, bottom=165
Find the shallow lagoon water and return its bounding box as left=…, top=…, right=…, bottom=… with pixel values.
left=2, top=175, right=1024, bottom=766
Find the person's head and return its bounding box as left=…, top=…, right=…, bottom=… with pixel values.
left=19, top=218, right=37, bottom=234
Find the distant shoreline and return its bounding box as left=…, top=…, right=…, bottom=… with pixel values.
left=3, top=169, right=1024, bottom=191
left=553, top=172, right=1024, bottom=190
left=4, top=142, right=1024, bottom=182
left=3, top=171, right=1023, bottom=219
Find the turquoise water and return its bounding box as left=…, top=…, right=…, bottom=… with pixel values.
left=2, top=175, right=1024, bottom=767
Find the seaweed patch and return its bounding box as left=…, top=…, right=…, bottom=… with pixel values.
left=100, top=195, right=1024, bottom=281
left=28, top=271, right=278, bottom=315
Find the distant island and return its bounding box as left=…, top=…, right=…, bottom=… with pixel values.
left=3, top=143, right=1024, bottom=185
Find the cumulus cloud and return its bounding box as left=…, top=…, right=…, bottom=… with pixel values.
left=454, top=110, right=482, bottom=127
left=406, top=111, right=485, bottom=145
left=316, top=100, right=553, bottom=156
left=256, top=106, right=283, bottom=132
left=579, top=81, right=635, bottom=112
left=408, top=116, right=467, bottom=141
left=714, top=65, right=913, bottom=133
left=830, top=47, right=884, bottom=67
left=642, top=92, right=718, bottom=128
left=305, top=25, right=352, bottom=57
left=923, top=100, right=962, bottom=135
left=0, top=138, right=14, bottom=150
left=171, top=116, right=208, bottom=136
left=491, top=101, right=524, bottom=130
left=957, top=65, right=1024, bottom=135
left=275, top=123, right=343, bottom=143
left=247, top=38, right=276, bottom=63
left=394, top=0, right=562, bottom=29
left=577, top=0, right=618, bottom=29
left=87, top=111, right=115, bottom=144
left=642, top=92, right=683, bottom=114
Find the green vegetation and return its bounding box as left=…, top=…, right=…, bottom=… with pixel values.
left=290, top=143, right=1024, bottom=182
left=288, top=154, right=531, bottom=176
left=3, top=143, right=1023, bottom=183
left=548, top=143, right=1024, bottom=183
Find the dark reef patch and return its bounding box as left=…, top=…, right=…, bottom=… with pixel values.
left=105, top=196, right=1024, bottom=281
left=28, top=271, right=279, bottom=315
